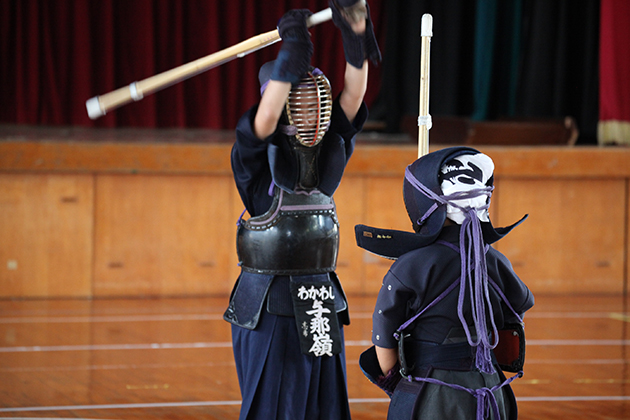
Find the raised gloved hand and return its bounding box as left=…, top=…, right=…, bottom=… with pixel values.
left=270, top=9, right=314, bottom=84
left=329, top=0, right=381, bottom=68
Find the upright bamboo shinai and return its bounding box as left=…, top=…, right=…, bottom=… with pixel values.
left=418, top=14, right=433, bottom=158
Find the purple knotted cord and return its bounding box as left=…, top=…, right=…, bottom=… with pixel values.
left=404, top=166, right=497, bottom=373
left=279, top=124, right=298, bottom=136
left=236, top=180, right=276, bottom=227
left=406, top=371, right=522, bottom=420
left=458, top=206, right=499, bottom=374
left=267, top=180, right=276, bottom=197
left=236, top=208, right=247, bottom=227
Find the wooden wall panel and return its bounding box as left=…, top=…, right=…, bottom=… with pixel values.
left=228, top=184, right=246, bottom=287
left=93, top=174, right=235, bottom=297
left=627, top=180, right=630, bottom=298
left=0, top=174, right=93, bottom=297
left=334, top=176, right=367, bottom=294
left=494, top=178, right=626, bottom=294
left=3, top=134, right=630, bottom=298
left=362, top=176, right=410, bottom=294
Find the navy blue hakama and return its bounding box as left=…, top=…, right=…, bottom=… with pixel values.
left=232, top=307, right=351, bottom=420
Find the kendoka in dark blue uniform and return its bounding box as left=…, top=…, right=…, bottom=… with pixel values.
left=223, top=2, right=381, bottom=419
left=356, top=147, right=534, bottom=420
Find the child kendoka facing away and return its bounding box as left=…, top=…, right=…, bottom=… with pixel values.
left=356, top=146, right=534, bottom=420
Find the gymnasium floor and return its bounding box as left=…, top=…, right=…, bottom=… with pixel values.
left=1, top=293, right=629, bottom=419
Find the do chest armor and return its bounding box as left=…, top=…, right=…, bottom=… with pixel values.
left=237, top=186, right=339, bottom=275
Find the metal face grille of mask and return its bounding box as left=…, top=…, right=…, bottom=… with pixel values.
left=285, top=72, right=333, bottom=147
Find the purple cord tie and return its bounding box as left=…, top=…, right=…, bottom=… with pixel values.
left=236, top=208, right=247, bottom=226
left=236, top=180, right=276, bottom=227
left=473, top=386, right=500, bottom=420
left=458, top=206, right=498, bottom=374
left=279, top=124, right=298, bottom=136
left=405, top=166, right=497, bottom=373
left=408, top=371, right=522, bottom=420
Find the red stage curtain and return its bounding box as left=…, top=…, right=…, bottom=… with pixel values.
left=599, top=0, right=630, bottom=145
left=0, top=0, right=385, bottom=129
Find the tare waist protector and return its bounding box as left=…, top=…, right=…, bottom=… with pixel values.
left=237, top=188, right=339, bottom=275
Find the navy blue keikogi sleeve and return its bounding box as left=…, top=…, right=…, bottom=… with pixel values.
left=371, top=268, right=416, bottom=349
left=231, top=104, right=276, bottom=217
